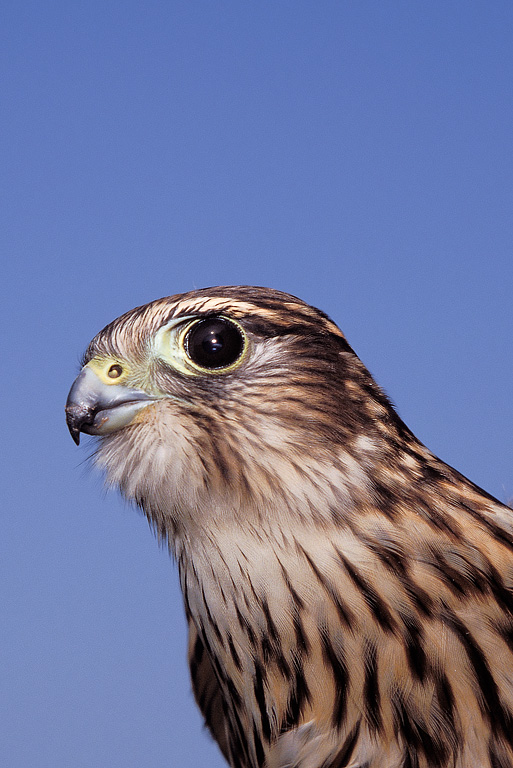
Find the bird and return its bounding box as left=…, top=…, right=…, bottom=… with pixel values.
left=65, top=285, right=513, bottom=768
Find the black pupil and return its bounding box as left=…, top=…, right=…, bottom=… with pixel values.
left=186, top=318, right=244, bottom=369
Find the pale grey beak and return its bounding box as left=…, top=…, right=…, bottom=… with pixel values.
left=65, top=366, right=155, bottom=445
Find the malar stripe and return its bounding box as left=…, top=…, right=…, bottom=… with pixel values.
left=206, top=436, right=234, bottom=485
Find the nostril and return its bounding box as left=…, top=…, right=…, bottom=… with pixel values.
left=108, top=364, right=123, bottom=379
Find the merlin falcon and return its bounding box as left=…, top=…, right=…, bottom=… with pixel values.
left=66, top=286, right=513, bottom=768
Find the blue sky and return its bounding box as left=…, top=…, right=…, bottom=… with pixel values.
left=2, top=2, right=512, bottom=766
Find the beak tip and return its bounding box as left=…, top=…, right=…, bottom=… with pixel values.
left=65, top=404, right=85, bottom=446
left=70, top=427, right=81, bottom=446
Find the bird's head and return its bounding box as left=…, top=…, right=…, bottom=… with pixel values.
left=66, top=286, right=406, bottom=540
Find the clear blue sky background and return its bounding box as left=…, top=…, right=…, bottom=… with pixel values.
left=1, top=2, right=512, bottom=766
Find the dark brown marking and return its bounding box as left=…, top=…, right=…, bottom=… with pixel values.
left=281, top=661, right=312, bottom=731
left=253, top=660, right=271, bottom=741
left=363, top=641, right=382, bottom=733
left=444, top=610, right=513, bottom=739
left=319, top=627, right=348, bottom=728
left=299, top=545, right=353, bottom=627
left=321, top=720, right=361, bottom=768
left=252, top=720, right=265, bottom=768
left=336, top=548, right=396, bottom=633
left=401, top=612, right=427, bottom=681
left=393, top=692, right=450, bottom=768
left=227, top=632, right=242, bottom=672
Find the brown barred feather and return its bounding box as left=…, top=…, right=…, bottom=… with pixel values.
left=68, top=286, right=513, bottom=768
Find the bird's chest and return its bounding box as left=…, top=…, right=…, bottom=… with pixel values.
left=178, top=538, right=316, bottom=762
left=178, top=533, right=369, bottom=768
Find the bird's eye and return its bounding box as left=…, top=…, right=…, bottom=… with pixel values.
left=185, top=317, right=245, bottom=370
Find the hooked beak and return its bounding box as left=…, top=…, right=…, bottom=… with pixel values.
left=65, top=366, right=156, bottom=445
